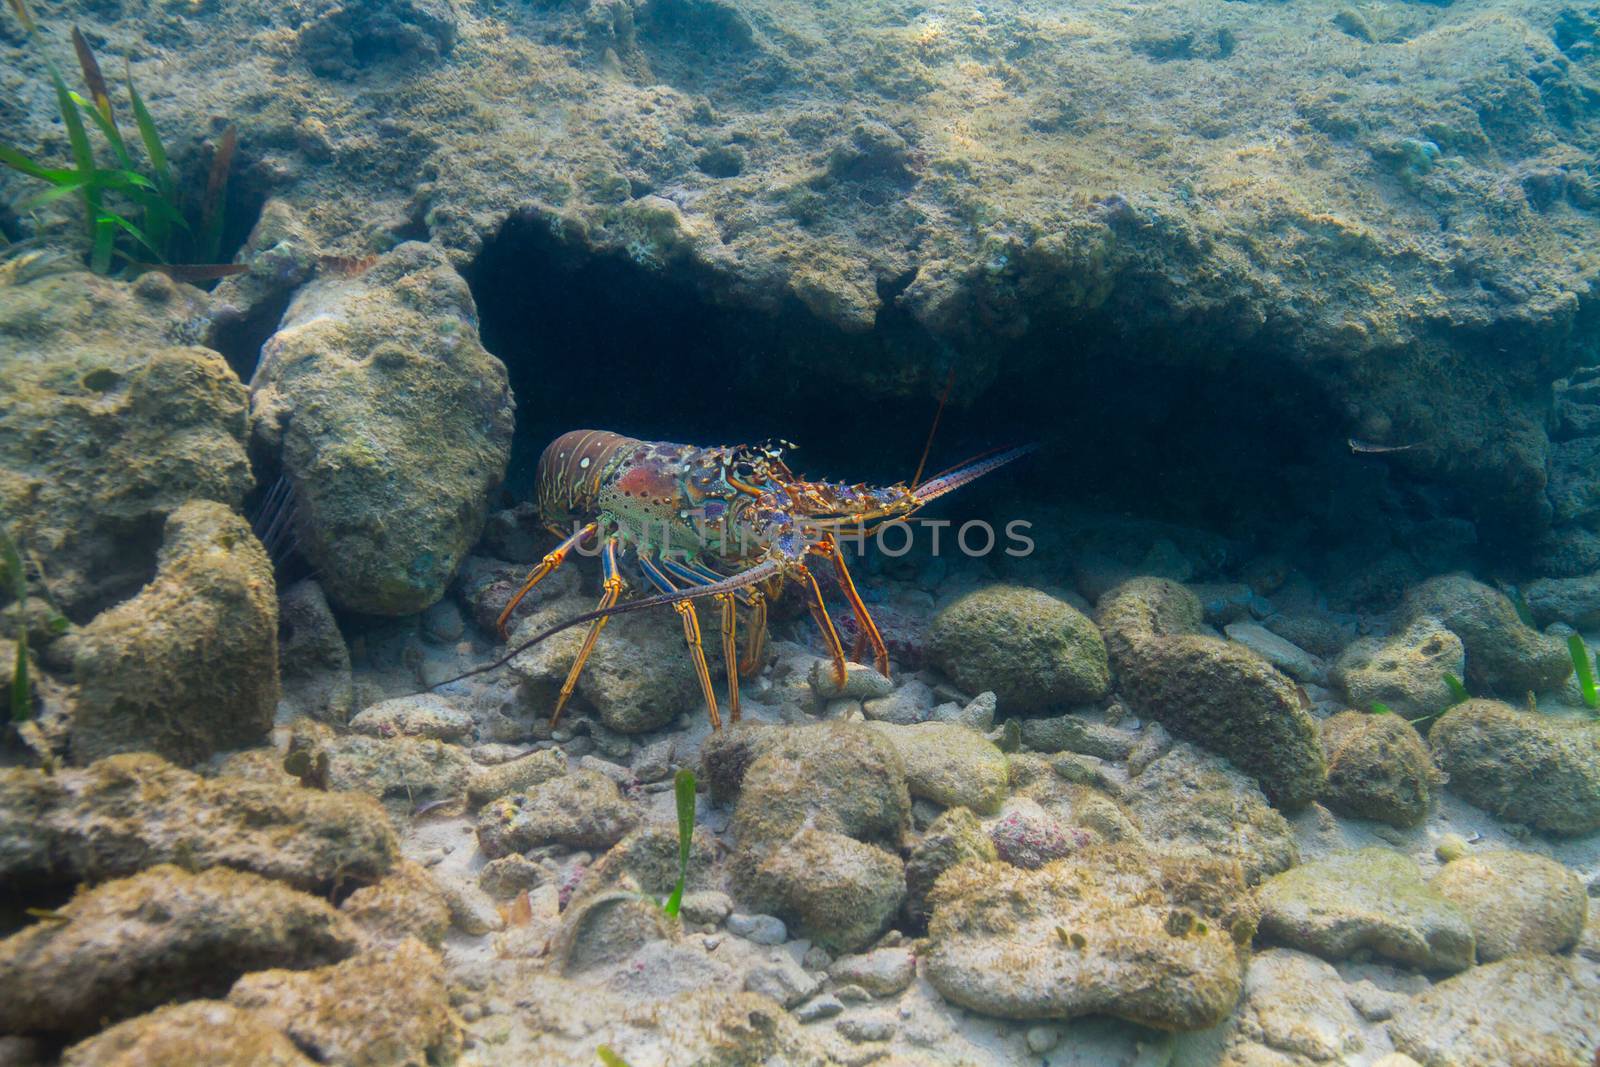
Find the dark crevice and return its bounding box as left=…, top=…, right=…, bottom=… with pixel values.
left=465, top=211, right=1458, bottom=570
left=210, top=284, right=293, bottom=382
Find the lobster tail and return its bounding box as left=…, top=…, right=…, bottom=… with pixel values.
left=536, top=430, right=638, bottom=522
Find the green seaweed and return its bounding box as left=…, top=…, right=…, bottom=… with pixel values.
left=596, top=1048, right=635, bottom=1067
left=1368, top=701, right=1394, bottom=716
left=662, top=768, right=696, bottom=919
left=1, top=2, right=236, bottom=275
left=1568, top=633, right=1598, bottom=711
left=1443, top=673, right=1470, bottom=705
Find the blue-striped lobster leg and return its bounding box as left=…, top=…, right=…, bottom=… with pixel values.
left=497, top=521, right=599, bottom=639
left=659, top=558, right=745, bottom=722
left=674, top=559, right=769, bottom=679
left=550, top=536, right=623, bottom=728
left=640, top=556, right=723, bottom=729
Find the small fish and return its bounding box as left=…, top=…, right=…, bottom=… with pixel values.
left=1348, top=437, right=1422, bottom=454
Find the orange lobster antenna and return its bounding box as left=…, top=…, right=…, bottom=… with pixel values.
left=910, top=368, right=957, bottom=491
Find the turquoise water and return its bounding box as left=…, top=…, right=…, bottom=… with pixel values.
left=1, top=0, right=1599, bottom=1063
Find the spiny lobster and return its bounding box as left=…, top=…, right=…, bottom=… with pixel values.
left=442, top=430, right=1033, bottom=729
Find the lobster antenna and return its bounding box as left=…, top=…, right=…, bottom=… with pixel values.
left=426, top=559, right=785, bottom=691
left=910, top=368, right=957, bottom=491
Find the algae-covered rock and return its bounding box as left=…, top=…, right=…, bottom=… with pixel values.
left=1212, top=949, right=1369, bottom=1066
left=0, top=865, right=358, bottom=1036
left=1098, top=578, right=1325, bottom=810
left=904, top=806, right=998, bottom=929
left=509, top=592, right=701, bottom=734
left=228, top=938, right=460, bottom=1066
left=250, top=242, right=513, bottom=615
left=1018, top=713, right=1134, bottom=759
left=0, top=753, right=398, bottom=895
left=924, top=849, right=1256, bottom=1031
left=928, top=585, right=1110, bottom=712
left=71, top=501, right=278, bottom=767
left=865, top=721, right=1009, bottom=815
left=567, top=822, right=721, bottom=904
left=276, top=578, right=355, bottom=724
left=338, top=860, right=451, bottom=950
left=466, top=746, right=567, bottom=807
left=1332, top=618, right=1465, bottom=721
left=1006, top=755, right=1142, bottom=845
left=728, top=721, right=910, bottom=851
left=477, top=769, right=639, bottom=856
left=1429, top=699, right=1600, bottom=835
left=1124, top=743, right=1297, bottom=883
left=0, top=268, right=251, bottom=618
left=1387, top=955, right=1600, bottom=1067
left=1431, top=850, right=1587, bottom=963
left=1524, top=572, right=1600, bottom=629
left=288, top=721, right=473, bottom=816
left=348, top=693, right=473, bottom=741
left=744, top=828, right=905, bottom=954
left=1319, top=710, right=1438, bottom=828
left=1256, top=849, right=1474, bottom=972
left=61, top=1001, right=316, bottom=1067
left=1401, top=575, right=1570, bottom=696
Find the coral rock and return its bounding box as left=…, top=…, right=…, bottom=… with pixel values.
left=0, top=753, right=398, bottom=896
left=1256, top=848, right=1474, bottom=972
left=0, top=865, right=358, bottom=1037
left=1098, top=578, right=1326, bottom=810
left=477, top=769, right=639, bottom=856
left=924, top=849, right=1256, bottom=1031
left=1400, top=575, right=1570, bottom=696
left=1331, top=618, right=1465, bottom=721
left=1318, top=710, right=1438, bottom=828
left=1429, top=699, right=1600, bottom=835
left=61, top=1001, right=315, bottom=1067
left=228, top=938, right=460, bottom=1066
left=71, top=501, right=278, bottom=767
left=250, top=242, right=513, bottom=615
left=1431, top=850, right=1588, bottom=963
left=929, top=585, right=1110, bottom=712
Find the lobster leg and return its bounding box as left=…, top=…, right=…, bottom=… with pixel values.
left=740, top=590, right=767, bottom=678
left=675, top=559, right=768, bottom=679
left=796, top=563, right=848, bottom=689
left=813, top=534, right=890, bottom=677
left=718, top=593, right=740, bottom=723
left=640, top=556, right=723, bottom=730
left=550, top=536, right=623, bottom=728
left=496, top=521, right=598, bottom=639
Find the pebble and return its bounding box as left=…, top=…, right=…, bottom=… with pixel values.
left=678, top=890, right=733, bottom=926
left=833, top=983, right=873, bottom=1003
left=802, top=945, right=834, bottom=970
left=794, top=995, right=844, bottom=1022
left=1025, top=1026, right=1061, bottom=1054
left=828, top=947, right=916, bottom=997
left=631, top=739, right=673, bottom=783
left=727, top=912, right=788, bottom=945
left=836, top=1013, right=896, bottom=1043
left=1434, top=833, right=1471, bottom=864
left=746, top=957, right=821, bottom=1008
